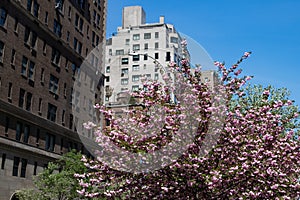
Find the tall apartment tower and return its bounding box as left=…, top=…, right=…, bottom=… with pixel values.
left=0, top=0, right=106, bottom=198
left=104, top=6, right=187, bottom=104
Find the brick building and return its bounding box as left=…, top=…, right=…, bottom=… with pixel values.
left=0, top=0, right=106, bottom=199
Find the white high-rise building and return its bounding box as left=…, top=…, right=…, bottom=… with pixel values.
left=104, top=6, right=188, bottom=104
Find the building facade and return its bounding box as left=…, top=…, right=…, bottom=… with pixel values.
left=104, top=6, right=187, bottom=104
left=0, top=0, right=106, bottom=199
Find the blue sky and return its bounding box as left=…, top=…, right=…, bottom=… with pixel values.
left=106, top=0, right=300, bottom=106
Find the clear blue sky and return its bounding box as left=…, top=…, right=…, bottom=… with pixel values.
left=106, top=0, right=300, bottom=106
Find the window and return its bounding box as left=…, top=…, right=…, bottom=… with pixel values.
left=33, top=162, right=37, bottom=175
left=16, top=122, right=22, bottom=141
left=40, top=68, right=45, bottom=83
left=25, top=93, right=32, bottom=111
left=62, top=109, right=65, bottom=125
left=171, top=37, right=178, bottom=43
left=155, top=42, right=159, bottom=49
left=8, top=82, right=12, bottom=99
left=75, top=14, right=79, bottom=27
left=108, top=48, right=112, bottom=55
left=132, top=65, right=139, bottom=71
left=121, top=58, right=128, bottom=65
left=78, top=0, right=85, bottom=9
left=10, top=49, right=16, bottom=65
left=144, top=33, right=151, bottom=39
left=69, top=114, right=73, bottom=129
left=12, top=18, right=18, bottom=34
left=0, top=41, right=4, bottom=63
left=38, top=98, right=42, bottom=113
left=106, top=76, right=110, bottom=82
left=79, top=18, right=83, bottom=31
left=45, top=133, right=55, bottom=152
left=121, top=78, right=128, bottom=85
left=55, top=0, right=63, bottom=11
left=49, top=74, right=59, bottom=94
left=68, top=6, right=72, bottom=19
left=155, top=52, right=159, bottom=59
left=53, top=19, right=62, bottom=38
left=133, top=34, right=140, bottom=40
left=132, top=85, right=139, bottom=91
left=63, top=83, right=67, bottom=97
left=0, top=8, right=7, bottom=27
left=93, top=10, right=96, bottom=25
left=133, top=44, right=140, bottom=51
left=27, top=0, right=32, bottom=11
left=5, top=117, right=9, bottom=134
left=33, top=0, right=39, bottom=18
left=51, top=48, right=61, bottom=66
left=66, top=31, right=70, bottom=43
left=154, top=73, right=159, bottom=80
left=155, top=32, right=159, bottom=38
left=121, top=68, right=128, bottom=75
left=106, top=66, right=110, bottom=73
left=132, top=75, right=140, bottom=82
left=18, top=89, right=25, bottom=108
left=125, top=39, right=130, bottom=45
left=1, top=153, right=6, bottom=169
left=166, top=52, right=171, bottom=61
left=144, top=54, right=148, bottom=60
left=47, top=103, right=57, bottom=122
left=20, top=159, right=27, bottom=178
left=144, top=43, right=148, bottom=50
left=45, top=12, right=48, bottom=24
left=28, top=61, right=35, bottom=80
left=96, top=13, right=100, bottom=27
left=23, top=125, right=30, bottom=143
left=132, top=55, right=139, bottom=61
left=116, top=49, right=124, bottom=55
left=12, top=157, right=20, bottom=176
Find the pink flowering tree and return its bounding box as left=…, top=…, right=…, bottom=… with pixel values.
left=75, top=52, right=300, bottom=199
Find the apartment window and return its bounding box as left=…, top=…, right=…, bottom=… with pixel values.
left=47, top=103, right=57, bottom=122
left=73, top=37, right=78, bottom=51
left=96, top=35, right=99, bottom=46
left=75, top=14, right=79, bottom=27
left=121, top=78, right=128, bottom=85
left=44, top=12, right=48, bottom=24
left=121, top=58, right=128, bottom=64
left=0, top=41, right=4, bottom=63
left=19, top=89, right=25, bottom=108
left=10, top=49, right=16, bottom=65
left=155, top=42, right=159, bottom=49
left=12, top=157, right=20, bottom=176
left=108, top=48, right=112, bottom=55
left=144, top=43, right=148, bottom=50
left=63, top=83, right=67, bottom=97
left=62, top=109, right=65, bottom=125
left=132, top=65, right=139, bottom=71
left=33, top=0, right=39, bottom=18
left=7, top=82, right=12, bottom=99
left=96, top=13, right=100, bottom=27
left=68, top=6, right=72, bottom=19
left=93, top=10, right=96, bottom=25
left=66, top=31, right=70, bottom=43
left=25, top=93, right=32, bottom=111
left=132, top=75, right=140, bottom=82
left=45, top=133, right=55, bottom=152
left=51, top=48, right=61, bottom=65
left=155, top=32, right=159, bottom=38
left=14, top=18, right=18, bottom=33
left=0, top=8, right=7, bottom=27
left=28, top=61, right=35, bottom=80
left=16, top=122, right=22, bottom=141
left=53, top=19, right=62, bottom=38
left=20, top=159, right=27, bottom=178
left=125, top=39, right=130, bottom=45
left=133, top=34, right=140, bottom=40
left=69, top=114, right=73, bottom=129
left=49, top=74, right=59, bottom=94
left=121, top=68, right=128, bottom=75
left=79, top=18, right=83, bottom=32
left=154, top=73, right=159, bottom=80
left=33, top=162, right=37, bottom=175
left=5, top=117, right=9, bottom=134
left=166, top=52, right=171, bottom=61
left=144, top=54, right=148, bottom=60
left=133, top=44, right=140, bottom=51
left=1, top=153, right=6, bottom=169
left=155, top=52, right=159, bottom=59
left=27, top=0, right=32, bottom=11
left=78, top=0, right=85, bottom=9
left=132, top=85, right=139, bottom=91
left=23, top=125, right=30, bottom=143
left=38, top=98, right=42, bottom=113
left=116, top=49, right=124, bottom=55
left=106, top=76, right=110, bottom=82
left=55, top=0, right=63, bottom=11
left=144, top=33, right=151, bottom=39
left=106, top=66, right=110, bottom=73
left=40, top=68, right=45, bottom=83
left=171, top=37, right=178, bottom=43
left=132, top=55, right=139, bottom=61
